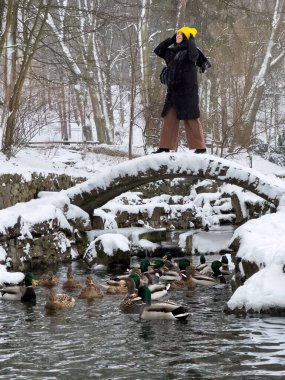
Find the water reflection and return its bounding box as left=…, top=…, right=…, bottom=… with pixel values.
left=0, top=261, right=285, bottom=379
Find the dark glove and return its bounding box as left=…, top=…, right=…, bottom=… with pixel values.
left=171, top=33, right=176, bottom=44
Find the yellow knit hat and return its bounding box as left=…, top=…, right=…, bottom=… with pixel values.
left=176, top=27, right=197, bottom=39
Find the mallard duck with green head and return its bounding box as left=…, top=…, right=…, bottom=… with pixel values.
left=191, top=261, right=226, bottom=286
left=121, top=276, right=189, bottom=320
left=140, top=258, right=152, bottom=274
left=0, top=272, right=37, bottom=302
left=178, top=258, right=191, bottom=271
left=140, top=298, right=189, bottom=321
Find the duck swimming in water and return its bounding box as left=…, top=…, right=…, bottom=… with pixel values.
left=45, top=289, right=75, bottom=310
left=120, top=276, right=189, bottom=320
left=38, top=271, right=59, bottom=288
left=157, top=270, right=181, bottom=283
left=138, top=282, right=189, bottom=321
left=191, top=273, right=226, bottom=286
left=100, top=275, right=128, bottom=294
left=62, top=268, right=82, bottom=290
left=78, top=276, right=103, bottom=300
left=0, top=272, right=37, bottom=302
left=119, top=277, right=145, bottom=314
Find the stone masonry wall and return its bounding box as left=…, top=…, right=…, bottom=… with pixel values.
left=0, top=173, right=86, bottom=210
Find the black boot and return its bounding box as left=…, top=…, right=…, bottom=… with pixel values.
left=153, top=148, right=170, bottom=153
left=194, top=149, right=206, bottom=154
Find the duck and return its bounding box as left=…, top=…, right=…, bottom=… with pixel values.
left=177, top=259, right=226, bottom=287
left=192, top=259, right=232, bottom=286
left=138, top=272, right=170, bottom=300
left=219, top=255, right=233, bottom=282
left=140, top=300, right=189, bottom=321
left=120, top=276, right=189, bottom=320
left=151, top=268, right=186, bottom=289
left=197, top=258, right=223, bottom=277
left=133, top=267, right=163, bottom=287
left=157, top=270, right=182, bottom=283
left=139, top=258, right=152, bottom=274
left=182, top=266, right=197, bottom=290
left=191, top=273, right=226, bottom=286
left=101, top=279, right=128, bottom=294
left=177, top=258, right=191, bottom=271
left=168, top=278, right=188, bottom=290
left=78, top=276, right=103, bottom=300
left=162, top=252, right=177, bottom=270
left=137, top=282, right=189, bottom=321
left=38, top=271, right=59, bottom=288
left=45, top=289, right=75, bottom=310
left=148, top=282, right=171, bottom=300
left=195, top=254, right=209, bottom=272
left=151, top=258, right=170, bottom=272
left=62, top=268, right=82, bottom=290
left=119, top=277, right=145, bottom=314
left=0, top=272, right=37, bottom=302
left=168, top=266, right=197, bottom=290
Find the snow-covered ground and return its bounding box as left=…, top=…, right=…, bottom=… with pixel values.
left=1, top=143, right=285, bottom=180
left=1, top=144, right=285, bottom=312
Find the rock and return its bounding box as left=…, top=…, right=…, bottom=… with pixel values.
left=84, top=233, right=131, bottom=270
left=224, top=304, right=285, bottom=317
left=194, top=180, right=219, bottom=194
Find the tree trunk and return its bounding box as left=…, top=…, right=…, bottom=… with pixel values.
left=238, top=0, right=285, bottom=147
left=0, top=0, right=14, bottom=58
left=2, top=0, right=52, bottom=158
left=176, top=0, right=189, bottom=29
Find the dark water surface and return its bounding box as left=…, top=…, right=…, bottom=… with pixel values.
left=1, top=261, right=285, bottom=380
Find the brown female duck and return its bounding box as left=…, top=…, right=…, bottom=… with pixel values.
left=78, top=276, right=103, bottom=300
left=45, top=289, right=75, bottom=310
left=62, top=268, right=82, bottom=290
left=38, top=271, right=59, bottom=288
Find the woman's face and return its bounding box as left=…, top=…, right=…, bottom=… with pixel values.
left=176, top=32, right=183, bottom=44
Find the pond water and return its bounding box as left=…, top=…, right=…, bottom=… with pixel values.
left=1, top=259, right=285, bottom=379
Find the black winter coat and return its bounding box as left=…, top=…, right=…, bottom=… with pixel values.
left=154, top=36, right=200, bottom=120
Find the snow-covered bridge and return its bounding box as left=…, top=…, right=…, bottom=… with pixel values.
left=62, top=153, right=285, bottom=215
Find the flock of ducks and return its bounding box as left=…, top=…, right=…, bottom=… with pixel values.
left=0, top=254, right=232, bottom=320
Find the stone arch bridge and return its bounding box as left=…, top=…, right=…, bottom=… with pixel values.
left=62, top=153, right=285, bottom=215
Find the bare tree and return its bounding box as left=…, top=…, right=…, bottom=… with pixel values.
left=238, top=0, right=285, bottom=147
left=1, top=0, right=285, bottom=159
left=1, top=0, right=52, bottom=158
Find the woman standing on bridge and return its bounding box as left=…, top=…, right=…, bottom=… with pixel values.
left=153, top=27, right=210, bottom=154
